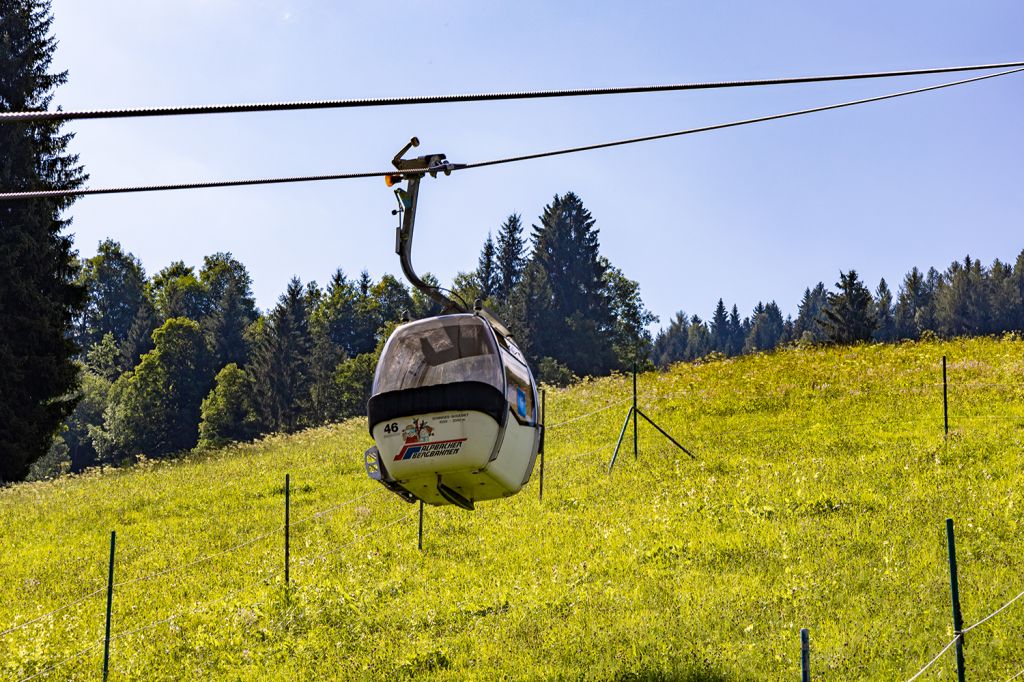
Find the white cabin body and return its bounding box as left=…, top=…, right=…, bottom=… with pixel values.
left=365, top=313, right=542, bottom=509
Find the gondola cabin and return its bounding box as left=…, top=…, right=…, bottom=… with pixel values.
left=363, top=311, right=542, bottom=510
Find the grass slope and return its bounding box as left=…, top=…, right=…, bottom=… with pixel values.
left=3, top=337, right=1024, bottom=680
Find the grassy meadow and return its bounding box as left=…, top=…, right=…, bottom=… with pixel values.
left=2, top=336, right=1024, bottom=680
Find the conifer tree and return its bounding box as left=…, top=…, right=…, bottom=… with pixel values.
left=794, top=283, right=828, bottom=343
left=475, top=234, right=498, bottom=301
left=652, top=312, right=689, bottom=367
left=206, top=279, right=257, bottom=369
left=349, top=271, right=382, bottom=356
left=818, top=270, right=877, bottom=344
left=121, top=294, right=159, bottom=370
left=494, top=213, right=526, bottom=303
left=873, top=278, right=895, bottom=342
left=1012, top=250, right=1024, bottom=330
left=685, top=315, right=711, bottom=360
left=744, top=301, right=785, bottom=353
left=710, top=299, right=730, bottom=354
left=894, top=267, right=927, bottom=339
left=250, top=278, right=313, bottom=433
left=0, top=0, right=88, bottom=482
left=727, top=305, right=744, bottom=356
left=526, top=193, right=616, bottom=375
left=988, top=259, right=1020, bottom=333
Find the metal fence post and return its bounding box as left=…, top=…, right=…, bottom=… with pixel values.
left=946, top=518, right=965, bottom=682
left=943, top=356, right=949, bottom=437
left=539, top=388, right=546, bottom=502
left=102, top=530, right=116, bottom=681
left=800, top=628, right=810, bottom=681
left=418, top=500, right=424, bottom=551
left=285, top=474, right=290, bottom=585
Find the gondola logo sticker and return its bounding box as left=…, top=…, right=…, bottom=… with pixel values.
left=395, top=419, right=466, bottom=461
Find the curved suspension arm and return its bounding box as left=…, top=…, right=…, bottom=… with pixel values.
left=388, top=138, right=465, bottom=312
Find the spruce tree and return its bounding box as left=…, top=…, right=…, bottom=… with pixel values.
left=526, top=193, right=616, bottom=376
left=727, top=305, right=744, bottom=356
left=988, top=258, right=1019, bottom=333
left=494, top=213, right=526, bottom=303
left=0, top=0, right=88, bottom=482
left=744, top=301, right=785, bottom=353
left=818, top=270, right=877, bottom=344
left=1013, top=250, right=1024, bottom=330
left=250, top=278, right=313, bottom=433
left=652, top=312, right=689, bottom=367
left=475, top=233, right=498, bottom=301
left=894, top=267, right=927, bottom=339
left=709, top=299, right=729, bottom=353
left=206, top=279, right=256, bottom=369
left=873, top=278, right=895, bottom=342
left=794, top=283, right=828, bottom=343
left=685, top=315, right=711, bottom=360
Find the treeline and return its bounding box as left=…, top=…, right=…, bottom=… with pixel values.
left=653, top=252, right=1024, bottom=365
left=37, top=192, right=653, bottom=478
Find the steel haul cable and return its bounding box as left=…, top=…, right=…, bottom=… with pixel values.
left=1, top=61, right=1020, bottom=124
left=1, top=66, right=1022, bottom=201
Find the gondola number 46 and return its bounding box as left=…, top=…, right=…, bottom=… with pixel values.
left=383, top=422, right=399, bottom=434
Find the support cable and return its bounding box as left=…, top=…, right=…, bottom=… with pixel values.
left=2, top=61, right=1020, bottom=124
left=1, top=66, right=1021, bottom=201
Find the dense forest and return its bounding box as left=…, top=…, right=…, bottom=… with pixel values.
left=652, top=253, right=1024, bottom=366
left=38, top=193, right=1024, bottom=481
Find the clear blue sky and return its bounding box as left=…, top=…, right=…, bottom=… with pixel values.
left=48, top=1, right=1024, bottom=329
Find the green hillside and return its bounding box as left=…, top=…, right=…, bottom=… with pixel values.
left=3, top=336, right=1024, bottom=680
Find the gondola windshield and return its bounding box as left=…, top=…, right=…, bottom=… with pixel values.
left=373, top=315, right=503, bottom=394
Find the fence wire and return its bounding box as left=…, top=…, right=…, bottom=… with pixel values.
left=0, top=587, right=105, bottom=638
left=14, top=640, right=102, bottom=682
left=905, top=633, right=961, bottom=682
left=1006, top=666, right=1024, bottom=681
left=546, top=397, right=632, bottom=430
left=964, top=586, right=1024, bottom=634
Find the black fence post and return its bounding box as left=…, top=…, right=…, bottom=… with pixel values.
left=943, top=355, right=949, bottom=437
left=418, top=500, right=424, bottom=551
left=102, top=530, right=116, bottom=682
left=946, top=518, right=965, bottom=682
left=539, top=389, right=546, bottom=503
left=285, top=474, right=290, bottom=585
left=800, top=628, right=810, bottom=682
